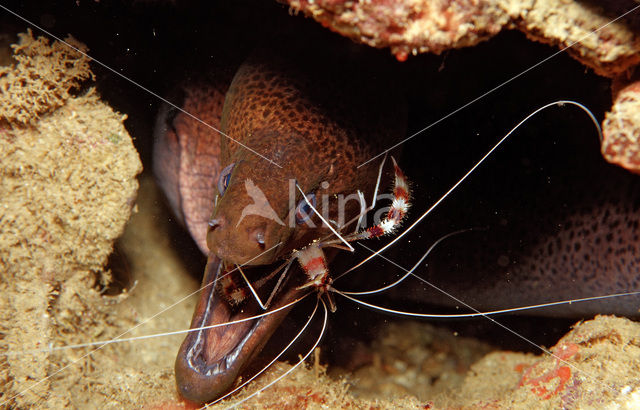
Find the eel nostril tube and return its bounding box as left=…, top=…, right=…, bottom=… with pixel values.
left=208, top=217, right=224, bottom=231
left=254, top=230, right=266, bottom=250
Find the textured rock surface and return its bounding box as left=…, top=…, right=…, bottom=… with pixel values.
left=452, top=315, right=640, bottom=408
left=283, top=0, right=640, bottom=77
left=283, top=0, right=640, bottom=174
left=0, top=31, right=142, bottom=407
left=206, top=316, right=640, bottom=409
left=603, top=79, right=640, bottom=173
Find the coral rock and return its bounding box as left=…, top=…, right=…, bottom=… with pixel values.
left=0, top=31, right=142, bottom=408
left=602, top=79, right=640, bottom=174
left=283, top=0, right=640, bottom=77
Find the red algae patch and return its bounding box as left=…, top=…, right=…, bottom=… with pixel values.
left=451, top=315, right=640, bottom=408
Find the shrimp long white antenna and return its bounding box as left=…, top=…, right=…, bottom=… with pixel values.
left=354, top=153, right=387, bottom=231
left=209, top=298, right=320, bottom=406
left=0, top=4, right=284, bottom=168
left=334, top=236, right=637, bottom=396
left=357, top=0, right=636, bottom=169
left=336, top=289, right=640, bottom=319
left=295, top=182, right=354, bottom=251
left=0, top=241, right=283, bottom=406
left=352, top=241, right=640, bottom=316
left=336, top=287, right=639, bottom=397
left=318, top=153, right=388, bottom=243
left=236, top=264, right=267, bottom=309
left=335, top=228, right=473, bottom=295
left=369, top=153, right=388, bottom=212
left=12, top=293, right=312, bottom=356
left=213, top=298, right=329, bottom=410
left=342, top=101, right=601, bottom=276
left=337, top=239, right=639, bottom=319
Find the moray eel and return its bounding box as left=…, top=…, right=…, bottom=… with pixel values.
left=407, top=154, right=640, bottom=317
left=154, top=40, right=405, bottom=402
left=154, top=36, right=640, bottom=404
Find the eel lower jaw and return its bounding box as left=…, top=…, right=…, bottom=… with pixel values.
left=175, top=253, right=302, bottom=403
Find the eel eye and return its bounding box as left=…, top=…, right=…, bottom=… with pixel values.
left=217, top=163, right=235, bottom=196
left=295, top=193, right=316, bottom=225
left=164, top=106, right=179, bottom=134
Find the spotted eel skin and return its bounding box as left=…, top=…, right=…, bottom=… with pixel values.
left=154, top=35, right=405, bottom=402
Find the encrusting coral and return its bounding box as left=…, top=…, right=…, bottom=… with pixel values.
left=603, top=79, right=640, bottom=174
left=282, top=0, right=640, bottom=76
left=283, top=0, right=640, bottom=174
left=0, top=30, right=94, bottom=124
left=0, top=30, right=142, bottom=407
left=452, top=315, right=640, bottom=408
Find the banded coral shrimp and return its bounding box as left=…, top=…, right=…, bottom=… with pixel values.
left=2, top=1, right=640, bottom=408
left=11, top=96, right=638, bottom=409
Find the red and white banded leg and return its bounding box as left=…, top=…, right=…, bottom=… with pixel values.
left=326, top=156, right=410, bottom=244
left=294, top=156, right=410, bottom=311
left=293, top=245, right=336, bottom=312
left=219, top=157, right=410, bottom=313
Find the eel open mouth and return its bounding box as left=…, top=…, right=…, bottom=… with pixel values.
left=175, top=253, right=304, bottom=403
